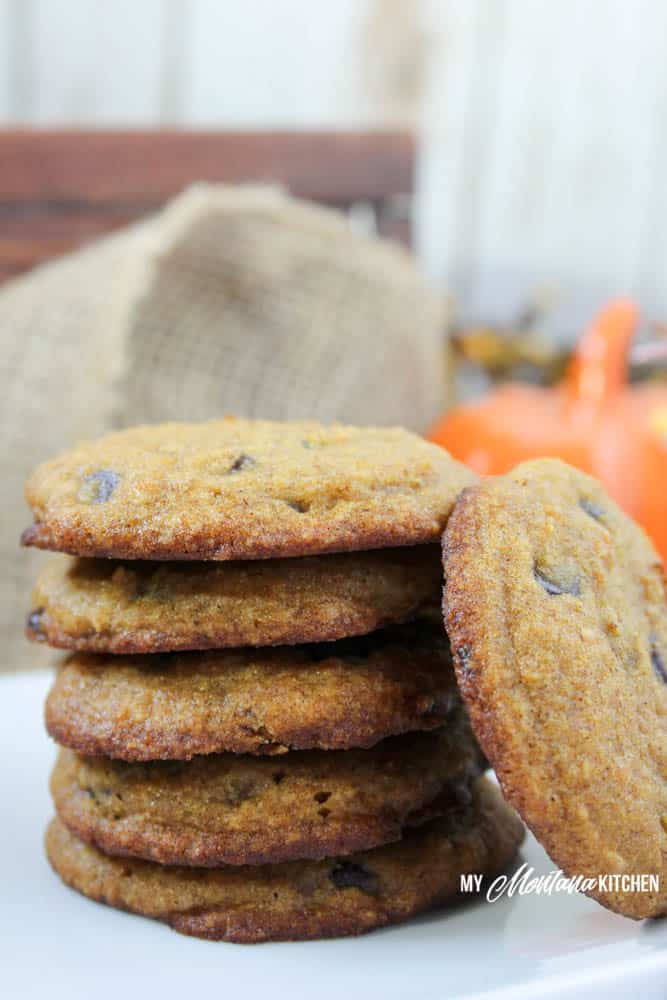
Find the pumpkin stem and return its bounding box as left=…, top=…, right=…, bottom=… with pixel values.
left=565, top=299, right=638, bottom=408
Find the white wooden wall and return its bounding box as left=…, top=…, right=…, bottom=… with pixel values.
left=2, top=0, right=667, bottom=326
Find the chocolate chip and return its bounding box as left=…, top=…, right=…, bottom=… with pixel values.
left=286, top=499, right=310, bottom=513
left=229, top=454, right=255, bottom=472
left=457, top=644, right=472, bottom=672
left=26, top=608, right=45, bottom=640
left=534, top=566, right=581, bottom=596
left=580, top=498, right=605, bottom=520
left=330, top=862, right=379, bottom=894
left=87, top=785, right=113, bottom=804
left=314, top=791, right=331, bottom=804
left=430, top=779, right=474, bottom=815
left=423, top=691, right=456, bottom=717
left=224, top=777, right=256, bottom=806
left=78, top=469, right=119, bottom=504
left=651, top=646, right=667, bottom=684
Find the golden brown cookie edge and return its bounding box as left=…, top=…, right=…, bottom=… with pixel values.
left=443, top=462, right=667, bottom=920
left=45, top=776, right=524, bottom=943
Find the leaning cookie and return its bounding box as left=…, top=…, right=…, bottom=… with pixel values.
left=45, top=624, right=458, bottom=759
left=46, top=775, right=523, bottom=943
left=22, top=418, right=475, bottom=560
left=50, top=720, right=481, bottom=867
left=28, top=546, right=441, bottom=653
left=444, top=458, right=667, bottom=919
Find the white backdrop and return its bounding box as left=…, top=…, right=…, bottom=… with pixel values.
left=1, top=0, right=666, bottom=327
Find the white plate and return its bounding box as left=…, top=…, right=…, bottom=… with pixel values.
left=2, top=671, right=666, bottom=999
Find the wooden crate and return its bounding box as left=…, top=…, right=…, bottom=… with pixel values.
left=0, top=129, right=414, bottom=283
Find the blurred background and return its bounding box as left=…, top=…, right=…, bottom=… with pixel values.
left=2, top=0, right=667, bottom=331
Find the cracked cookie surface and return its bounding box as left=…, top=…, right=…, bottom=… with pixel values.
left=45, top=775, right=523, bottom=943
left=46, top=623, right=458, bottom=759
left=443, top=458, right=667, bottom=919
left=22, top=418, right=475, bottom=560
left=50, top=720, right=482, bottom=867
left=28, top=546, right=441, bottom=653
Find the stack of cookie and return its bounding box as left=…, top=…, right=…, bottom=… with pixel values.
left=23, top=419, right=523, bottom=942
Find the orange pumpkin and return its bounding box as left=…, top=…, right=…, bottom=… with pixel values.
left=429, top=300, right=667, bottom=563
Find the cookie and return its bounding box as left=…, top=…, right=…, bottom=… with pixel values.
left=45, top=775, right=523, bottom=943
left=443, top=458, right=667, bottom=919
left=50, top=720, right=482, bottom=867
left=28, top=546, right=441, bottom=653
left=22, top=418, right=475, bottom=560
left=45, top=624, right=458, bottom=759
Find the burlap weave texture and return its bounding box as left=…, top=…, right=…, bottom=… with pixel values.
left=2, top=184, right=449, bottom=670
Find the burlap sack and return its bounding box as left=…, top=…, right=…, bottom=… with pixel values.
left=1, top=183, right=449, bottom=671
